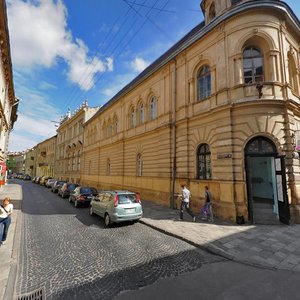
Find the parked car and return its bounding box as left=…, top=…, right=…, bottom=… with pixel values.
left=69, top=186, right=98, bottom=207
left=58, top=182, right=79, bottom=198
left=31, top=176, right=36, bottom=183
left=35, top=177, right=42, bottom=184
left=46, top=178, right=56, bottom=188
left=23, top=175, right=31, bottom=181
left=89, top=190, right=142, bottom=227
left=51, top=180, right=66, bottom=193
left=40, top=176, right=52, bottom=186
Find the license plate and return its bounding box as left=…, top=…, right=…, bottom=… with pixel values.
left=126, top=208, right=135, bottom=214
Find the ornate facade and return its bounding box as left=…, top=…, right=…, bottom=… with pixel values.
left=55, top=102, right=99, bottom=184
left=80, top=0, right=300, bottom=224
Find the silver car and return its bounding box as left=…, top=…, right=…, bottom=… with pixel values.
left=89, top=190, right=143, bottom=226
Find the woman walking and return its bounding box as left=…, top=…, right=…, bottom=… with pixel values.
left=0, top=197, right=13, bottom=245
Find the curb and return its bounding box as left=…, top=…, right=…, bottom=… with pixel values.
left=139, top=219, right=280, bottom=272
left=3, top=210, right=22, bottom=300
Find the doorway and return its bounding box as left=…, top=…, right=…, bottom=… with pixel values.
left=245, top=137, right=290, bottom=225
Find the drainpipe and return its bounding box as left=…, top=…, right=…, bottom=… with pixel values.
left=171, top=58, right=177, bottom=209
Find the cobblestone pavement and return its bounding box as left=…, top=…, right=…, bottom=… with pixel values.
left=140, top=201, right=300, bottom=272
left=16, top=182, right=224, bottom=300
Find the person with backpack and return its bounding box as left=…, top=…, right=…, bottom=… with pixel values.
left=0, top=197, right=13, bottom=245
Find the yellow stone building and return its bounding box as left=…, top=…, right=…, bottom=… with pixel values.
left=55, top=102, right=99, bottom=184
left=35, top=136, right=56, bottom=178
left=24, top=147, right=37, bottom=177
left=81, top=0, right=300, bottom=225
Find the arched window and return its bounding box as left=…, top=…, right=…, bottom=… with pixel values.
left=245, top=137, right=277, bottom=156
left=130, top=107, right=136, bottom=128
left=150, top=96, right=157, bottom=120
left=137, top=154, right=142, bottom=176
left=106, top=159, right=110, bottom=176
left=140, top=103, right=145, bottom=124
left=288, top=52, right=299, bottom=95
left=243, top=46, right=264, bottom=84
left=198, top=65, right=211, bottom=100
left=231, top=0, right=241, bottom=5
left=209, top=3, right=216, bottom=20
left=197, top=144, right=211, bottom=179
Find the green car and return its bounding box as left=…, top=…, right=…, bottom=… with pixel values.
left=89, top=190, right=143, bottom=227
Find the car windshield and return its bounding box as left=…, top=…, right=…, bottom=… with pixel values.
left=68, top=184, right=77, bottom=191
left=57, top=181, right=65, bottom=186
left=118, top=194, right=138, bottom=204
left=81, top=187, right=97, bottom=194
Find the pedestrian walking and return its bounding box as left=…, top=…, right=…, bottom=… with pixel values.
left=179, top=185, right=196, bottom=222
left=0, top=197, right=13, bottom=246
left=200, top=186, right=214, bottom=222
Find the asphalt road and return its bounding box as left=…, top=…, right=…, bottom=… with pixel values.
left=14, top=180, right=300, bottom=300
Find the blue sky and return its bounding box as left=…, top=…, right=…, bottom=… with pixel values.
left=6, top=0, right=300, bottom=152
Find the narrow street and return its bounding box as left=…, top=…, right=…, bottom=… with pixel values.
left=15, top=180, right=223, bottom=299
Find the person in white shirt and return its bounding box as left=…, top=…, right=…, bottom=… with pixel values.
left=180, top=185, right=196, bottom=222
left=0, top=197, right=13, bottom=245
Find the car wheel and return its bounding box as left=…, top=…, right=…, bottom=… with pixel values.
left=74, top=200, right=79, bottom=208
left=89, top=206, right=94, bottom=216
left=104, top=213, right=111, bottom=227
left=68, top=197, right=72, bottom=203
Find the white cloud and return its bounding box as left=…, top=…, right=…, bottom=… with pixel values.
left=39, top=81, right=57, bottom=91
left=9, top=115, right=57, bottom=152
left=130, top=57, right=150, bottom=73
left=102, top=73, right=136, bottom=100
left=7, top=0, right=113, bottom=90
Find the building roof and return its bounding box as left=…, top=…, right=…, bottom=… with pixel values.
left=85, top=0, right=300, bottom=126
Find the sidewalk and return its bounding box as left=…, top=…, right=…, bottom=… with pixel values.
left=0, top=184, right=22, bottom=300
left=140, top=201, right=300, bottom=272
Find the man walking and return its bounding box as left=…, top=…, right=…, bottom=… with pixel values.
left=180, top=184, right=196, bottom=222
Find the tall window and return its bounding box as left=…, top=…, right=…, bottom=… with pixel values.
left=198, top=65, right=211, bottom=100
left=288, top=52, right=299, bottom=95
left=77, top=151, right=81, bottom=170
left=140, top=103, right=145, bottom=124
left=114, top=116, right=118, bottom=134
left=130, top=107, right=136, bottom=128
left=72, top=153, right=75, bottom=171
left=243, top=46, right=264, bottom=84
left=209, top=3, right=216, bottom=20
left=137, top=154, right=142, bottom=176
left=150, top=96, right=157, bottom=120
left=106, top=159, right=110, bottom=176
left=197, top=144, right=211, bottom=179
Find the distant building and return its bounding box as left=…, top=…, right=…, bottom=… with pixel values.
left=35, top=136, right=56, bottom=178
left=0, top=0, right=18, bottom=164
left=24, top=148, right=37, bottom=177
left=55, top=102, right=100, bottom=184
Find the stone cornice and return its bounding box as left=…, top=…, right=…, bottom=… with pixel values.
left=85, top=1, right=300, bottom=126
left=0, top=0, right=15, bottom=107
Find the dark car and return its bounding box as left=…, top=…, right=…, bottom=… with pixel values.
left=69, top=186, right=98, bottom=207
left=58, top=182, right=79, bottom=198
left=23, top=175, right=31, bottom=181
left=51, top=180, right=66, bottom=193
